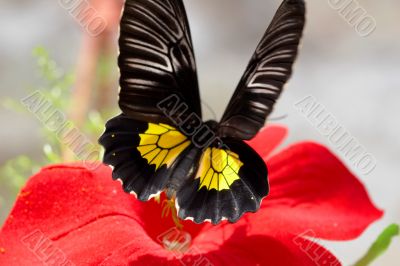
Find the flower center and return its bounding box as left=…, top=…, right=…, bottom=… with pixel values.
left=162, top=229, right=192, bottom=253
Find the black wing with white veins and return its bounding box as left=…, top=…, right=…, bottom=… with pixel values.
left=218, top=0, right=306, bottom=140
left=118, top=0, right=202, bottom=123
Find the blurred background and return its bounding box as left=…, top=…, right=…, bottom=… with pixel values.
left=0, top=0, right=399, bottom=265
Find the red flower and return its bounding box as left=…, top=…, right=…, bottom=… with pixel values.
left=0, top=126, right=382, bottom=266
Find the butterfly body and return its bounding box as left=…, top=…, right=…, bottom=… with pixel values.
left=164, top=142, right=203, bottom=199
left=100, top=0, right=305, bottom=224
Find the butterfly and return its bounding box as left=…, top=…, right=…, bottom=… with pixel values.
left=99, top=0, right=305, bottom=224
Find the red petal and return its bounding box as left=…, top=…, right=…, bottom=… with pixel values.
left=101, top=224, right=341, bottom=266
left=0, top=164, right=171, bottom=264
left=133, top=194, right=206, bottom=242
left=186, top=225, right=341, bottom=266
left=251, top=142, right=383, bottom=240
left=246, top=125, right=288, bottom=159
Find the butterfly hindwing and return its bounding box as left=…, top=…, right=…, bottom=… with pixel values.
left=99, top=114, right=192, bottom=201
left=119, top=0, right=202, bottom=123
left=176, top=139, right=269, bottom=224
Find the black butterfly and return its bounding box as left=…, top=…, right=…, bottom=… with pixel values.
left=99, top=0, right=305, bottom=224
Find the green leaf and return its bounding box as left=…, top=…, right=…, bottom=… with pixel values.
left=354, top=224, right=399, bottom=266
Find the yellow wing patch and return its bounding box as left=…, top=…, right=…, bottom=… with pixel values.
left=196, top=148, right=243, bottom=191
left=138, top=123, right=190, bottom=170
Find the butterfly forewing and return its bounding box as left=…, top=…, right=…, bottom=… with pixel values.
left=218, top=0, right=306, bottom=140
left=119, top=0, right=202, bottom=123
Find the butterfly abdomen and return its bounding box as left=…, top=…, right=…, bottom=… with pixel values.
left=165, top=145, right=203, bottom=199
